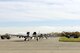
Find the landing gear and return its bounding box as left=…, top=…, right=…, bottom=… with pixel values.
left=36, top=36, right=38, bottom=41
left=6, top=36, right=11, bottom=39
left=24, top=37, right=30, bottom=41
left=24, top=38, right=27, bottom=41
left=1, top=36, right=5, bottom=39
left=36, top=38, right=38, bottom=41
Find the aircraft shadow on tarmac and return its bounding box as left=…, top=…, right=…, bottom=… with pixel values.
left=11, top=40, right=25, bottom=42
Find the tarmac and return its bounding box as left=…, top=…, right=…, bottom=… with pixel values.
left=0, top=37, right=80, bottom=53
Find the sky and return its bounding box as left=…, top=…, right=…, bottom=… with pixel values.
left=0, top=0, right=80, bottom=34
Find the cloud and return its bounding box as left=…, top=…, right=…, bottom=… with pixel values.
left=0, top=26, right=80, bottom=34
left=0, top=0, right=80, bottom=33
left=0, top=0, right=80, bottom=22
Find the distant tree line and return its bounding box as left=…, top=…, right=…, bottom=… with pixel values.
left=61, top=31, right=80, bottom=38
left=49, top=31, right=80, bottom=38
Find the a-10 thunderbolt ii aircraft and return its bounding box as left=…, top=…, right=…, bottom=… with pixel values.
left=0, top=32, right=48, bottom=41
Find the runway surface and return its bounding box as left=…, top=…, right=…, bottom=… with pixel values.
left=0, top=37, right=80, bottom=53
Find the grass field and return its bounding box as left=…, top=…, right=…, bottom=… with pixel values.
left=59, top=37, right=80, bottom=42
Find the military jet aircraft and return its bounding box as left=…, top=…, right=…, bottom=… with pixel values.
left=0, top=32, right=48, bottom=41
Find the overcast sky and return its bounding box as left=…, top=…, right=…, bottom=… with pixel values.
left=0, top=0, right=80, bottom=34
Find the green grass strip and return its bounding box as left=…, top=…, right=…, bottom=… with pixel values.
left=59, top=37, right=80, bottom=42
